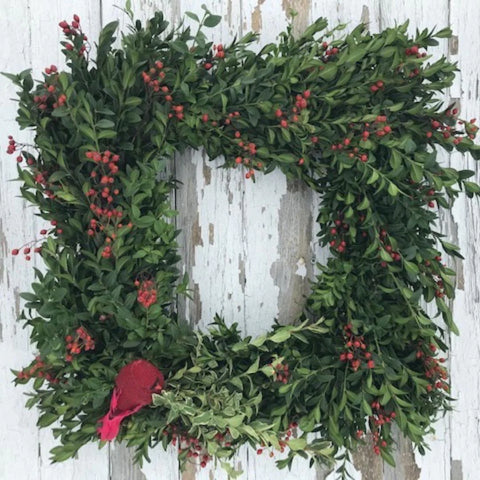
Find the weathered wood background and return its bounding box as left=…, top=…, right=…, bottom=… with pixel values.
left=1, top=0, right=479, bottom=479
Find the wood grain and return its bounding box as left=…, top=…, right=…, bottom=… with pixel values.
left=1, top=0, right=480, bottom=479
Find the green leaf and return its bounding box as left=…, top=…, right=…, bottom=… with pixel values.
left=96, top=119, right=115, bottom=129
left=269, top=329, right=291, bottom=343
left=185, top=11, right=200, bottom=22
left=204, top=15, right=222, bottom=27
left=287, top=438, right=307, bottom=451
left=388, top=182, right=399, bottom=196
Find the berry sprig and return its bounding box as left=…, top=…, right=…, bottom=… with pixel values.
left=367, top=401, right=396, bottom=455
left=135, top=279, right=158, bottom=309
left=65, top=327, right=95, bottom=362
left=339, top=324, right=374, bottom=371
left=16, top=356, right=59, bottom=384
left=59, top=14, right=89, bottom=57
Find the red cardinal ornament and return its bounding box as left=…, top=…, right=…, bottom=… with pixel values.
left=98, top=359, right=164, bottom=441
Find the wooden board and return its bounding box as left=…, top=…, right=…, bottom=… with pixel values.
left=0, top=0, right=479, bottom=478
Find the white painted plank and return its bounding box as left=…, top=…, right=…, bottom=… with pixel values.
left=446, top=2, right=480, bottom=479
left=3, top=0, right=480, bottom=479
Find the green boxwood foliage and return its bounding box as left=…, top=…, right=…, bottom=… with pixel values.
left=6, top=7, right=480, bottom=478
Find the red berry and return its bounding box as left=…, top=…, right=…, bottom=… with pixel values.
left=11, top=249, right=19, bottom=256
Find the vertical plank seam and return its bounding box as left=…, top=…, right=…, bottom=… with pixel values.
left=446, top=1, right=454, bottom=476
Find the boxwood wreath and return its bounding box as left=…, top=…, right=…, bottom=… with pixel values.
left=7, top=7, right=480, bottom=478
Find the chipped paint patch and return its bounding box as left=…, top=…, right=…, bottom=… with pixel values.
left=208, top=223, right=214, bottom=245
left=251, top=0, right=266, bottom=32
left=238, top=255, right=246, bottom=293
left=281, top=0, right=311, bottom=36
left=270, top=179, right=313, bottom=324
left=449, top=35, right=459, bottom=55
left=181, top=462, right=197, bottom=480
left=451, top=459, right=463, bottom=480
left=203, top=161, right=211, bottom=186
left=190, top=282, right=202, bottom=325
left=383, top=426, right=421, bottom=480
left=351, top=435, right=384, bottom=479
left=192, top=213, right=204, bottom=247
left=361, top=5, right=370, bottom=26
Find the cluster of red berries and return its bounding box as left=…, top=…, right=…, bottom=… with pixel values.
left=162, top=425, right=214, bottom=468
left=65, top=327, right=95, bottom=362
left=321, top=41, right=339, bottom=59
left=370, top=80, right=384, bottom=93
left=32, top=65, right=67, bottom=111
left=271, top=361, right=290, bottom=384
left=329, top=116, right=392, bottom=164
left=11, top=227, right=49, bottom=259
left=422, top=254, right=445, bottom=297
left=6, top=135, right=17, bottom=155
left=378, top=228, right=402, bottom=267
left=59, top=14, right=88, bottom=57
left=168, top=104, right=184, bottom=121
left=85, top=150, right=129, bottom=258
left=328, top=213, right=349, bottom=254
left=11, top=244, right=42, bottom=261
left=417, top=343, right=449, bottom=392
left=405, top=45, right=426, bottom=57
left=213, top=43, right=225, bottom=59
left=135, top=279, right=157, bottom=308
left=142, top=60, right=170, bottom=96
left=367, top=401, right=396, bottom=455
left=9, top=139, right=63, bottom=203
left=203, top=43, right=226, bottom=70
left=17, top=356, right=59, bottom=383
left=427, top=113, right=478, bottom=145
left=257, top=421, right=298, bottom=457
left=275, top=89, right=311, bottom=129
left=358, top=116, right=392, bottom=141
left=339, top=323, right=374, bottom=371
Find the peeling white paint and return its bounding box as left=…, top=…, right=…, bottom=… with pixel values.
left=2, top=1, right=480, bottom=479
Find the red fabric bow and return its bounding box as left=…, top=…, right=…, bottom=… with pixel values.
left=97, top=359, right=164, bottom=441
